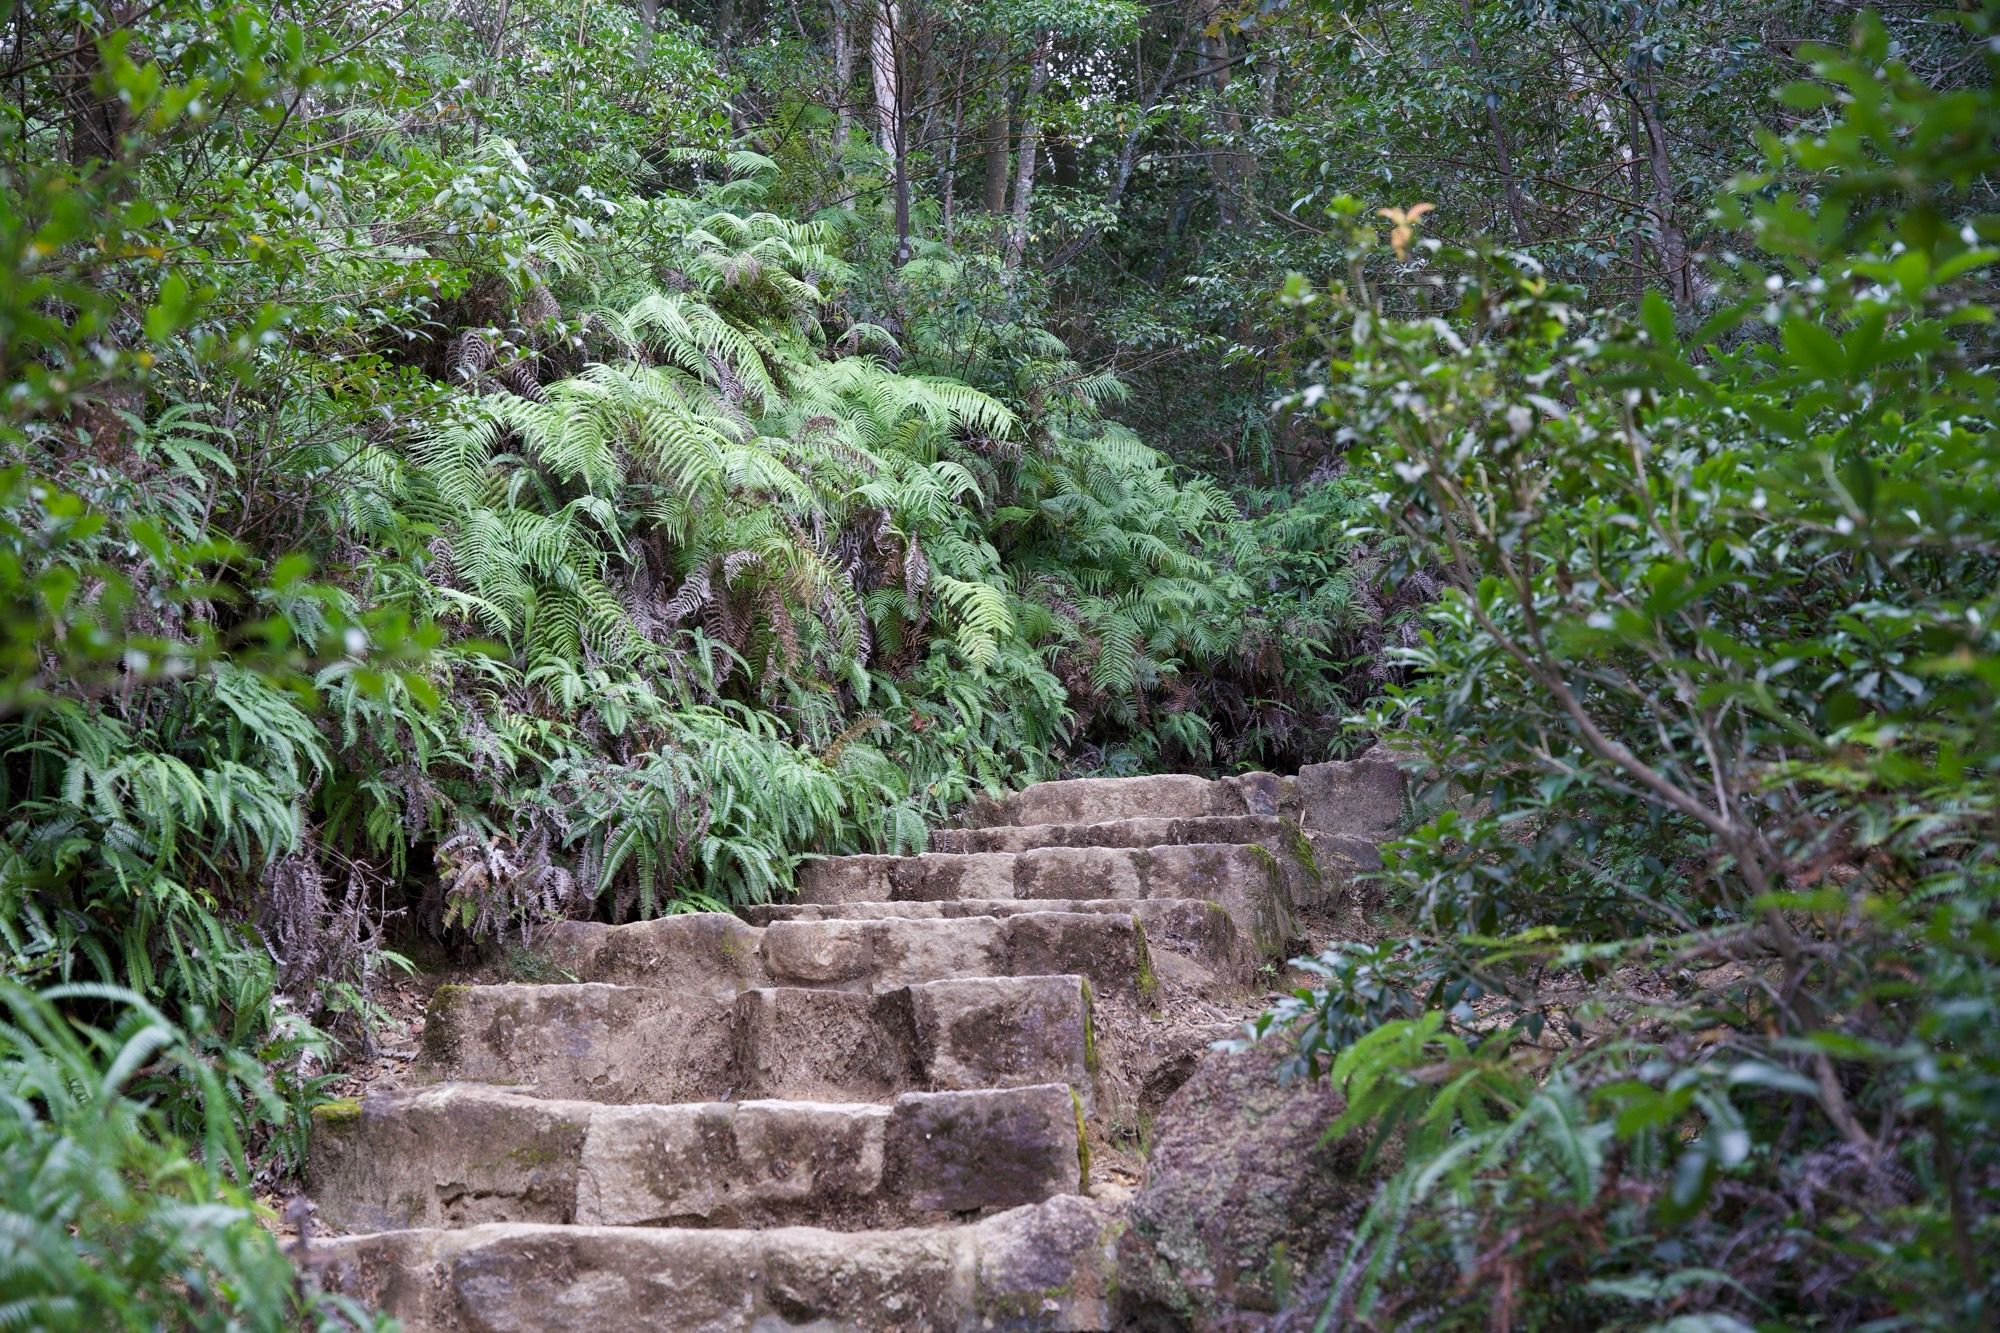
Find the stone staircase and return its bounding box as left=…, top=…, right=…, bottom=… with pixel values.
left=306, top=755, right=1401, bottom=1330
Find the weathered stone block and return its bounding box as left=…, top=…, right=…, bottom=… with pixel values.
left=931, top=813, right=1287, bottom=855
left=1115, top=1038, right=1385, bottom=1324
left=1288, top=748, right=1407, bottom=842
left=909, top=974, right=1094, bottom=1099
left=536, top=913, right=763, bottom=1000
left=731, top=986, right=922, bottom=1102
left=420, top=982, right=737, bottom=1105
left=884, top=1084, right=1081, bottom=1215
left=1012, top=845, right=1144, bottom=900
left=1002, top=911, right=1147, bottom=999
left=578, top=1098, right=889, bottom=1227
left=965, top=773, right=1277, bottom=828
left=308, top=1084, right=588, bottom=1232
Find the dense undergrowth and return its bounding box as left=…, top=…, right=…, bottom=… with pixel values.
left=4, top=0, right=1996, bottom=1325
left=1255, top=16, right=2000, bottom=1328
left=0, top=1, right=1374, bottom=1324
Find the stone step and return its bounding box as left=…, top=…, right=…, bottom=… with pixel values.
left=960, top=751, right=1406, bottom=846
left=740, top=896, right=1252, bottom=987
left=923, top=816, right=1375, bottom=914
left=311, top=1195, right=1120, bottom=1332
left=798, top=843, right=1301, bottom=958
left=535, top=908, right=1152, bottom=1001
left=309, top=1082, right=1083, bottom=1234
left=963, top=772, right=1283, bottom=828
left=418, top=974, right=1096, bottom=1106
left=928, top=812, right=1296, bottom=856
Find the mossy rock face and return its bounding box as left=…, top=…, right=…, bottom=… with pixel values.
left=1241, top=842, right=1301, bottom=958
left=1279, top=817, right=1323, bottom=891
left=418, top=983, right=471, bottom=1068
left=1069, top=1086, right=1092, bottom=1186
left=312, top=1097, right=364, bottom=1126
left=1132, top=917, right=1159, bottom=1006
left=1080, top=977, right=1099, bottom=1076
left=1114, top=1039, right=1385, bottom=1325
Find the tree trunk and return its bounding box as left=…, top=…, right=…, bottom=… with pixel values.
left=1193, top=0, right=1248, bottom=225
left=912, top=29, right=941, bottom=154
left=831, top=0, right=854, bottom=166
left=1627, top=105, right=1647, bottom=304
left=635, top=0, right=659, bottom=67
left=1459, top=0, right=1532, bottom=244
left=472, top=0, right=514, bottom=115
left=860, top=0, right=911, bottom=263
left=1636, top=56, right=1693, bottom=303
left=869, top=0, right=901, bottom=157
left=1005, top=38, right=1051, bottom=269
left=981, top=101, right=1012, bottom=212
left=716, top=0, right=737, bottom=59
left=940, top=54, right=968, bottom=240
left=1147, top=181, right=1198, bottom=285
left=63, top=17, right=129, bottom=166
left=1046, top=29, right=1191, bottom=268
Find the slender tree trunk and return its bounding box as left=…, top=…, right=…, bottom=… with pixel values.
left=862, top=0, right=911, bottom=263
left=473, top=0, right=513, bottom=113
left=1111, top=33, right=1188, bottom=211
left=63, top=12, right=129, bottom=166
left=981, top=99, right=1012, bottom=212
left=912, top=29, right=941, bottom=154
left=1627, top=105, right=1647, bottom=304
left=1147, top=181, right=1198, bottom=285
left=1005, top=37, right=1051, bottom=269
left=1636, top=56, right=1693, bottom=303
left=940, top=52, right=969, bottom=241
left=831, top=0, right=855, bottom=164
left=869, top=0, right=900, bottom=157
left=715, top=0, right=737, bottom=62
left=1459, top=0, right=1531, bottom=244
left=635, top=0, right=659, bottom=67
left=1192, top=0, right=1249, bottom=225
left=1202, top=38, right=1237, bottom=221
left=893, top=137, right=912, bottom=264
left=1043, top=29, right=1189, bottom=269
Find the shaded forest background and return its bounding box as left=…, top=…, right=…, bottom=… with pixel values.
left=1, top=0, right=1996, bottom=1327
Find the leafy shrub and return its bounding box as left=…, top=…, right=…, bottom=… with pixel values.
left=0, top=981, right=387, bottom=1331
left=1257, top=13, right=2000, bottom=1328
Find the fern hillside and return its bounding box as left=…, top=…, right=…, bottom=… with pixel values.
left=2, top=0, right=1997, bottom=1327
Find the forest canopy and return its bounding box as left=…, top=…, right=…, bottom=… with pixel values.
left=2, top=0, right=1996, bottom=1326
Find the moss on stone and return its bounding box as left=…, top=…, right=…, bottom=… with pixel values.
left=420, top=983, right=471, bottom=1066
left=1132, top=917, right=1159, bottom=1006
left=507, top=1140, right=566, bottom=1167
left=1079, top=976, right=1099, bottom=1075
left=312, top=1097, right=363, bottom=1125
left=980, top=1281, right=1079, bottom=1321
left=1266, top=1239, right=1296, bottom=1308
left=1243, top=842, right=1297, bottom=957
left=1070, top=1086, right=1092, bottom=1185
left=1278, top=818, right=1323, bottom=888
left=502, top=942, right=577, bottom=984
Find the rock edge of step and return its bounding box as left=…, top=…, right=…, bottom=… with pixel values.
left=419, top=973, right=1098, bottom=1107
left=309, top=1081, right=1085, bottom=1235
left=306, top=1194, right=1123, bottom=1333
left=538, top=908, right=1174, bottom=1000
left=797, top=842, right=1304, bottom=957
